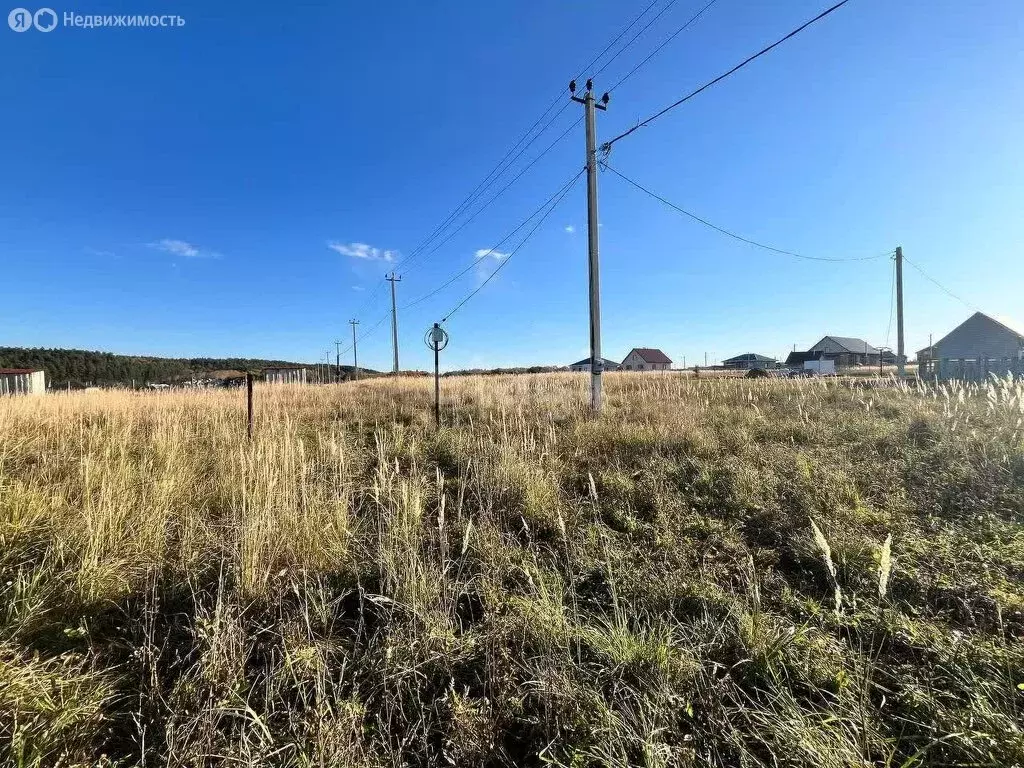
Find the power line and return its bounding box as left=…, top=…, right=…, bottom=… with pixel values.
left=607, top=0, right=720, bottom=92
left=584, top=0, right=664, bottom=80
left=390, top=0, right=665, bottom=276
left=441, top=169, right=584, bottom=323
left=397, top=117, right=581, bottom=276
left=338, top=171, right=585, bottom=360
left=603, top=162, right=887, bottom=263
left=591, top=0, right=684, bottom=81
left=902, top=255, right=979, bottom=312
left=402, top=169, right=585, bottom=311
left=336, top=310, right=389, bottom=361
left=602, top=0, right=853, bottom=151
left=349, top=280, right=388, bottom=320
left=346, top=0, right=713, bottom=339
left=392, top=105, right=574, bottom=275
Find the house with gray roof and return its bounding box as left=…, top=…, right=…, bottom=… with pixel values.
left=918, top=312, right=1024, bottom=381
left=722, top=353, right=777, bottom=371
left=568, top=357, right=620, bottom=373
left=807, top=336, right=880, bottom=367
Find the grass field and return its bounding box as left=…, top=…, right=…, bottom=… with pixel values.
left=1, top=373, right=1022, bottom=767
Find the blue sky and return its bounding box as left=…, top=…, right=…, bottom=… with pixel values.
left=2, top=0, right=1021, bottom=371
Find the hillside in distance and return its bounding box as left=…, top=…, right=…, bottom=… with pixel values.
left=0, top=346, right=366, bottom=388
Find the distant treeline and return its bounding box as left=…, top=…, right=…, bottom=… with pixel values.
left=444, top=366, right=563, bottom=377
left=0, top=347, right=313, bottom=389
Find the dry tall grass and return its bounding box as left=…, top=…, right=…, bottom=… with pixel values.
left=1, top=373, right=1022, bottom=766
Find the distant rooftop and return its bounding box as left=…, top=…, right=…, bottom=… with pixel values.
left=815, top=336, right=880, bottom=355
left=723, top=353, right=776, bottom=363
left=628, top=348, right=672, bottom=364
left=570, top=357, right=620, bottom=368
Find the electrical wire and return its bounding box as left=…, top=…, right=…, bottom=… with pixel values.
left=397, top=117, right=581, bottom=275
left=591, top=0, right=684, bottom=81
left=390, top=0, right=665, bottom=276
left=602, top=0, right=853, bottom=151
left=607, top=0, right=720, bottom=93
left=902, top=255, right=979, bottom=312
left=348, top=280, right=388, bottom=321
left=603, top=162, right=887, bottom=263
left=402, top=169, right=585, bottom=311
left=392, top=104, right=574, bottom=275
left=584, top=0, right=665, bottom=80
left=337, top=170, right=585, bottom=359
left=335, top=312, right=390, bottom=361
left=441, top=170, right=584, bottom=323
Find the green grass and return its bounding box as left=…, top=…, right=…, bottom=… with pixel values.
left=0, top=373, right=1021, bottom=766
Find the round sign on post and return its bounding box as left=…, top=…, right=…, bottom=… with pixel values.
left=425, top=324, right=449, bottom=352
left=425, top=323, right=448, bottom=426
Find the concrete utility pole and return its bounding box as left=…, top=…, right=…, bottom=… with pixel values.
left=349, top=319, right=360, bottom=380
left=386, top=272, right=402, bottom=374
left=895, top=246, right=906, bottom=376
left=571, top=78, right=608, bottom=414
left=334, top=340, right=342, bottom=383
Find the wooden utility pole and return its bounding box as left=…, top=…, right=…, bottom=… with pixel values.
left=895, top=246, right=906, bottom=376
left=334, top=340, right=343, bottom=383
left=571, top=78, right=608, bottom=414
left=349, top=319, right=360, bottom=380
left=386, top=272, right=402, bottom=374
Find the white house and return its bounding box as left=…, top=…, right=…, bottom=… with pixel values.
left=0, top=368, right=46, bottom=395
left=621, top=348, right=672, bottom=371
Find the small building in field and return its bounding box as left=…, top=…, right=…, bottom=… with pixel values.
left=263, top=367, right=308, bottom=384
left=621, top=348, right=672, bottom=371
left=785, top=351, right=818, bottom=368
left=807, top=336, right=880, bottom=367
left=804, top=359, right=836, bottom=376
left=0, top=368, right=46, bottom=395
left=568, top=357, right=620, bottom=373
left=722, top=353, right=777, bottom=371
left=918, top=312, right=1024, bottom=381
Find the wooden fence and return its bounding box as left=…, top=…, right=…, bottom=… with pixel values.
left=919, top=357, right=1024, bottom=382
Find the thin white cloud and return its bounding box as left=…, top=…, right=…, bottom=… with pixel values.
left=473, top=248, right=509, bottom=285
left=352, top=285, right=365, bottom=291
left=564, top=225, right=575, bottom=234
left=149, top=239, right=219, bottom=259
left=84, top=246, right=116, bottom=258
left=328, top=241, right=396, bottom=262
left=474, top=248, right=508, bottom=261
